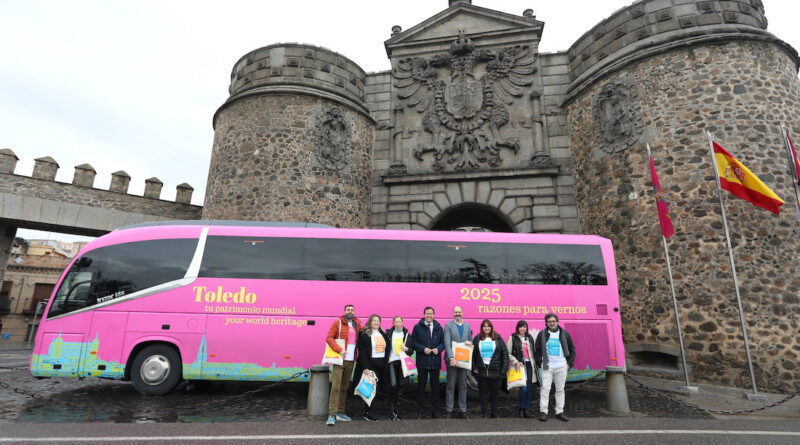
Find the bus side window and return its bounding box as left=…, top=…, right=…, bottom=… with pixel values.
left=47, top=238, right=196, bottom=319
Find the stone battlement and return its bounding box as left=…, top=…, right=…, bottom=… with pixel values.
left=216, top=43, right=370, bottom=127
left=565, top=0, right=799, bottom=104
left=0, top=148, right=194, bottom=204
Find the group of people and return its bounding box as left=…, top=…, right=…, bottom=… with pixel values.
left=324, top=304, right=576, bottom=425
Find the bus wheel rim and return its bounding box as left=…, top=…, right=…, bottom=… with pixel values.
left=140, top=355, right=170, bottom=385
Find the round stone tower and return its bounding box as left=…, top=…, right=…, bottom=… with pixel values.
left=564, top=0, right=800, bottom=392
left=203, top=43, right=374, bottom=228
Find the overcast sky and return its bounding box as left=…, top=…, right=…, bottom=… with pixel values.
left=2, top=0, right=798, bottom=242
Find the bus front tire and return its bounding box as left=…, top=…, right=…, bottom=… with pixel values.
left=131, top=344, right=181, bottom=395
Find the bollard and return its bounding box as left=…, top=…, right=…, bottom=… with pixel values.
left=605, top=366, right=630, bottom=414
left=307, top=365, right=331, bottom=416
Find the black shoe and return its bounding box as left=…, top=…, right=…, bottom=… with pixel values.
left=490, top=413, right=498, bottom=418
left=523, top=409, right=532, bottom=418
left=363, top=413, right=379, bottom=422
left=431, top=412, right=439, bottom=419
left=518, top=409, right=524, bottom=418
left=446, top=411, right=454, bottom=419
left=555, top=413, right=569, bottom=422
left=460, top=412, right=469, bottom=419
left=417, top=413, right=424, bottom=419
left=390, top=411, right=399, bottom=421
left=539, top=412, right=548, bottom=422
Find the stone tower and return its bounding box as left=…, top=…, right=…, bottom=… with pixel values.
left=203, top=44, right=374, bottom=228
left=564, top=0, right=800, bottom=392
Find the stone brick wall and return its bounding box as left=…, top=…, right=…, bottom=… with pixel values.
left=566, top=39, right=800, bottom=392
left=203, top=94, right=373, bottom=228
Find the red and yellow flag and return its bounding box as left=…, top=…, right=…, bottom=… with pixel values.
left=713, top=141, right=785, bottom=214
left=787, top=130, right=800, bottom=186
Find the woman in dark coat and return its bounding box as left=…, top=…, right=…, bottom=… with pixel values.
left=384, top=315, right=414, bottom=421
left=471, top=319, right=509, bottom=418
left=356, top=314, right=388, bottom=422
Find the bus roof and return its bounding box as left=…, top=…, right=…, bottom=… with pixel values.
left=117, top=220, right=334, bottom=230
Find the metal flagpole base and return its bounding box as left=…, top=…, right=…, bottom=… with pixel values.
left=745, top=392, right=769, bottom=402
left=679, top=386, right=699, bottom=396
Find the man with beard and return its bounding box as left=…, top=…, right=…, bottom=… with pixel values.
left=326, top=304, right=361, bottom=426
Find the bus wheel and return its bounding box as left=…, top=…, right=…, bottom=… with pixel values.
left=131, top=344, right=181, bottom=395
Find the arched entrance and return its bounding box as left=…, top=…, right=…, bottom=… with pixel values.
left=428, top=203, right=514, bottom=232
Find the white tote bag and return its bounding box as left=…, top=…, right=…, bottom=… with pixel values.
left=321, top=321, right=345, bottom=366
left=354, top=370, right=378, bottom=406
left=452, top=341, right=473, bottom=370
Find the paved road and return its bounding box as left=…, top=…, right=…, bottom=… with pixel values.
left=0, top=418, right=799, bottom=444
left=2, top=348, right=798, bottom=444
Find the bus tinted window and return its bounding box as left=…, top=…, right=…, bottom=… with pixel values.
left=47, top=239, right=197, bottom=318
left=200, top=236, right=305, bottom=280
left=505, top=243, right=607, bottom=285
left=303, top=238, right=408, bottom=281
left=406, top=241, right=507, bottom=283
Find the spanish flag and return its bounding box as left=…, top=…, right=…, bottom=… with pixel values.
left=713, top=141, right=785, bottom=214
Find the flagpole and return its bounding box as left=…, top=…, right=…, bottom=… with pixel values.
left=705, top=131, right=760, bottom=397
left=647, top=143, right=691, bottom=388
left=779, top=124, right=800, bottom=218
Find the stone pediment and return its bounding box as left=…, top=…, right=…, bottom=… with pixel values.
left=385, top=3, right=543, bottom=57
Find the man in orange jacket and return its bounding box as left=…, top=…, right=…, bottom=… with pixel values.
left=326, top=304, right=361, bottom=426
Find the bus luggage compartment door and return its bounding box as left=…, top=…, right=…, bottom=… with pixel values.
left=561, top=320, right=614, bottom=381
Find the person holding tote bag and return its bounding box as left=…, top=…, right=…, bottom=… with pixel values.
left=357, top=314, right=388, bottom=422
left=385, top=315, right=413, bottom=421
left=507, top=320, right=538, bottom=418
left=471, top=319, right=508, bottom=418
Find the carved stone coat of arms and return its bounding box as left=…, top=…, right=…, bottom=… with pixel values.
left=393, top=34, right=536, bottom=171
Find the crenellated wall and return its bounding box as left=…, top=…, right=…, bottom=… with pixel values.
left=0, top=149, right=201, bottom=236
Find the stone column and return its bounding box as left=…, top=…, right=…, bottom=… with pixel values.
left=530, top=92, right=546, bottom=154
left=388, top=105, right=407, bottom=174
left=0, top=148, right=19, bottom=174
left=0, top=223, right=17, bottom=284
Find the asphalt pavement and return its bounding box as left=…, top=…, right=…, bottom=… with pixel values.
left=2, top=347, right=799, bottom=444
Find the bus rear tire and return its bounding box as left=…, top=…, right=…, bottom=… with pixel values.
left=131, top=344, right=181, bottom=395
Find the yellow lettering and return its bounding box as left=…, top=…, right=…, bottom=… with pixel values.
left=193, top=286, right=206, bottom=302
left=222, top=292, right=232, bottom=303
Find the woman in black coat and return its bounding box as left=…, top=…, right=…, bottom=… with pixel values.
left=384, top=315, right=414, bottom=421
left=356, top=314, right=389, bottom=422
left=472, top=319, right=509, bottom=418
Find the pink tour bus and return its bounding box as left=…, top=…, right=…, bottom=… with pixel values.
left=30, top=221, right=624, bottom=395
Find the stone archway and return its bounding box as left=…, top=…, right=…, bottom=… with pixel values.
left=428, top=203, right=515, bottom=232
